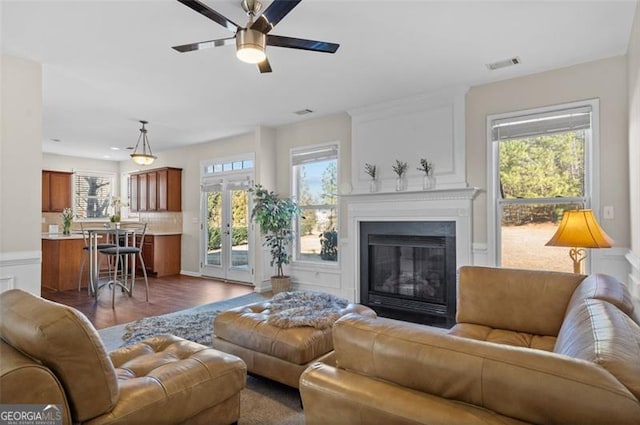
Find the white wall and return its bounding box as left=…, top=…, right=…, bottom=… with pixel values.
left=466, top=56, right=630, bottom=277
left=626, top=3, right=640, bottom=308
left=43, top=153, right=119, bottom=176
left=1, top=55, right=43, bottom=295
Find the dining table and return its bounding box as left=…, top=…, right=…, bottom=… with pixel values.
left=84, top=224, right=140, bottom=298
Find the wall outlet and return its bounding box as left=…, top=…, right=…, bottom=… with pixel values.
left=603, top=206, right=614, bottom=220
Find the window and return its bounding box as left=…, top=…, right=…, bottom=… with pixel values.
left=73, top=171, right=115, bottom=220
left=489, top=101, right=597, bottom=272
left=203, top=159, right=253, bottom=175
left=292, top=144, right=339, bottom=263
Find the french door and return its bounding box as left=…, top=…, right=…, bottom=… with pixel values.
left=201, top=185, right=252, bottom=284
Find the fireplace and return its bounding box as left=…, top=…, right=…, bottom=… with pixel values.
left=360, top=221, right=456, bottom=327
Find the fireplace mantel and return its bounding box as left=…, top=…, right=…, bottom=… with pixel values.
left=341, top=187, right=479, bottom=202
left=340, top=187, right=479, bottom=304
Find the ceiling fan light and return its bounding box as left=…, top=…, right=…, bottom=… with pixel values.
left=236, top=29, right=266, bottom=64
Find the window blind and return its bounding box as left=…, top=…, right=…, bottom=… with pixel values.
left=292, top=145, right=338, bottom=166
left=492, top=106, right=591, bottom=141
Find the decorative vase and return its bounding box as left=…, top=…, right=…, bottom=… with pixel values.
left=395, top=176, right=407, bottom=191
left=422, top=174, right=436, bottom=190
left=63, top=222, right=71, bottom=235
left=369, top=179, right=379, bottom=193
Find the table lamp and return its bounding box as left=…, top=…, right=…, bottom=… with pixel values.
left=545, top=209, right=613, bottom=274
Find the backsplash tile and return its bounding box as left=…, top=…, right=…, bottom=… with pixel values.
left=42, top=212, right=183, bottom=234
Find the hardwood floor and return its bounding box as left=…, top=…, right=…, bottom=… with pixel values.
left=42, top=274, right=254, bottom=329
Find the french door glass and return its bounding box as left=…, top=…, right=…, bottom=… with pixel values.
left=202, top=187, right=252, bottom=284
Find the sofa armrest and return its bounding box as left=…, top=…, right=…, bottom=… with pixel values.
left=0, top=341, right=72, bottom=425
left=333, top=314, right=640, bottom=425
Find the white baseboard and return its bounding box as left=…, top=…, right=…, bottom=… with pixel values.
left=179, top=270, right=201, bottom=278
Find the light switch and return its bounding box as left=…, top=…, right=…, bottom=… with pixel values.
left=603, top=206, right=614, bottom=220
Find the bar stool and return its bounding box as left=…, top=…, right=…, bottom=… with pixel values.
left=77, top=223, right=116, bottom=295
left=98, top=223, right=149, bottom=308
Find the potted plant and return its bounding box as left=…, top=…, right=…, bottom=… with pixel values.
left=250, top=184, right=301, bottom=293
left=417, top=158, right=436, bottom=190
left=364, top=163, right=378, bottom=192
left=392, top=160, right=408, bottom=191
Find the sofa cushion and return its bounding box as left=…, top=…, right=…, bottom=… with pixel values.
left=0, top=289, right=118, bottom=422
left=449, top=323, right=556, bottom=351
left=554, top=298, right=640, bottom=400
left=457, top=266, right=585, bottom=336
left=334, top=313, right=640, bottom=425
left=566, top=273, right=635, bottom=316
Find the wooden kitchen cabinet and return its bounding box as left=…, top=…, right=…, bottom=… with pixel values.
left=138, top=234, right=181, bottom=277
left=148, top=171, right=157, bottom=211
left=130, top=167, right=182, bottom=212
left=130, top=174, right=139, bottom=212
left=42, top=170, right=72, bottom=212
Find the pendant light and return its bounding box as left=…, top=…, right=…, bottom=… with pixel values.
left=130, top=120, right=157, bottom=166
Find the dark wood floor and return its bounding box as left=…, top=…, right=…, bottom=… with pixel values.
left=42, top=275, right=254, bottom=329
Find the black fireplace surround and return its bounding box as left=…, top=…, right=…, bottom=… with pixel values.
left=360, top=221, right=456, bottom=327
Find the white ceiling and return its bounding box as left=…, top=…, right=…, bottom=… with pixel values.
left=2, top=0, right=637, bottom=161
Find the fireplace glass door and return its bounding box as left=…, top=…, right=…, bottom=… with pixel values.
left=369, top=235, right=446, bottom=304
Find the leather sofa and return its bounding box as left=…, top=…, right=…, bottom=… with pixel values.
left=0, top=289, right=247, bottom=425
left=300, top=266, right=640, bottom=424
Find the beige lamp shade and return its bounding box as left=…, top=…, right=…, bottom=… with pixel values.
left=545, top=209, right=613, bottom=273
left=546, top=209, right=613, bottom=248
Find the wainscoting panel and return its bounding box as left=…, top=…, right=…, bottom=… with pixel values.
left=0, top=251, right=41, bottom=295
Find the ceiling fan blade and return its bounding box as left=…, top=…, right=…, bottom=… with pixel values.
left=251, top=0, right=302, bottom=34
left=266, top=34, right=339, bottom=53
left=177, top=0, right=240, bottom=33
left=172, top=37, right=236, bottom=53
left=257, top=58, right=272, bottom=73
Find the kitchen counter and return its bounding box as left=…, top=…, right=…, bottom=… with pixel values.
left=42, top=232, right=84, bottom=240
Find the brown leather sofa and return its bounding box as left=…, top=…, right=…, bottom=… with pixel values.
left=0, top=289, right=246, bottom=425
left=300, top=266, right=640, bottom=424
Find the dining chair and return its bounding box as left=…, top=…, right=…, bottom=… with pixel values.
left=98, top=223, right=149, bottom=308
left=77, top=222, right=116, bottom=295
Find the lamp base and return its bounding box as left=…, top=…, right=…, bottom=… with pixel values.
left=569, top=247, right=586, bottom=274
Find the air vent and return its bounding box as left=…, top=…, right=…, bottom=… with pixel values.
left=294, top=108, right=314, bottom=116
left=486, top=56, right=521, bottom=70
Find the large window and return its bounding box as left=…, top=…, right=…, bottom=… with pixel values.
left=73, top=171, right=115, bottom=220
left=292, top=144, right=339, bottom=263
left=490, top=101, right=597, bottom=272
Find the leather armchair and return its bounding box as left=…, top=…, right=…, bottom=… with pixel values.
left=0, top=289, right=246, bottom=425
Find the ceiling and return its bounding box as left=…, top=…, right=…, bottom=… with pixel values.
left=2, top=0, right=637, bottom=161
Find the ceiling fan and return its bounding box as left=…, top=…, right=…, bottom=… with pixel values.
left=172, top=0, right=340, bottom=73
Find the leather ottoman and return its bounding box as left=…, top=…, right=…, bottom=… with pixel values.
left=213, top=295, right=376, bottom=388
